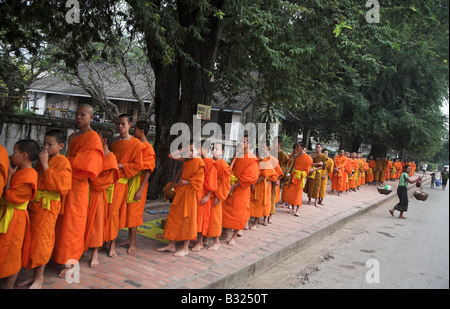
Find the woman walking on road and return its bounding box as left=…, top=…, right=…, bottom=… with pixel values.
left=389, top=165, right=422, bottom=219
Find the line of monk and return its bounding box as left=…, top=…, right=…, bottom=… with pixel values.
left=0, top=103, right=417, bottom=288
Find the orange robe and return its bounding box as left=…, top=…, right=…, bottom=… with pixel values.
left=361, top=159, right=369, bottom=185
left=269, top=155, right=283, bottom=216
left=395, top=162, right=402, bottom=179
left=125, top=141, right=155, bottom=228
left=0, top=168, right=37, bottom=278
left=385, top=160, right=392, bottom=180
left=204, top=158, right=231, bottom=238
left=163, top=157, right=205, bottom=242
left=27, top=155, right=72, bottom=269
left=52, top=131, right=103, bottom=265
left=281, top=154, right=295, bottom=203
left=223, top=153, right=259, bottom=230
left=197, top=157, right=218, bottom=236
left=344, top=158, right=353, bottom=190
left=332, top=155, right=347, bottom=192
left=250, top=157, right=277, bottom=218
left=286, top=153, right=313, bottom=206
left=348, top=159, right=358, bottom=189
left=0, top=144, right=8, bottom=194
left=367, top=159, right=376, bottom=183
left=319, top=157, right=334, bottom=199
left=277, top=150, right=289, bottom=203
left=106, top=137, right=144, bottom=242
left=84, top=152, right=119, bottom=250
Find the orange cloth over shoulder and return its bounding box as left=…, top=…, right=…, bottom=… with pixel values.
left=107, top=136, right=144, bottom=238
left=367, top=159, right=376, bottom=183
left=286, top=153, right=313, bottom=206
left=125, top=141, right=155, bottom=228
left=250, top=156, right=277, bottom=218
left=205, top=158, right=231, bottom=238
left=332, top=155, right=347, bottom=191
left=197, top=156, right=218, bottom=235
left=163, top=157, right=205, bottom=242
left=0, top=144, right=9, bottom=194
left=85, top=152, right=118, bottom=250
left=52, top=131, right=103, bottom=265
left=27, top=155, right=72, bottom=269
left=223, top=153, right=259, bottom=230
left=0, top=168, right=37, bottom=278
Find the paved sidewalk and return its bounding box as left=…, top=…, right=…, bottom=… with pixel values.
left=16, top=176, right=430, bottom=289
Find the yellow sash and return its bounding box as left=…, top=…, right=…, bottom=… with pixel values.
left=0, top=197, right=29, bottom=234
left=368, top=168, right=373, bottom=174
left=117, top=177, right=128, bottom=184
left=106, top=183, right=115, bottom=204
left=230, top=172, right=238, bottom=185
left=127, top=171, right=144, bottom=203
left=34, top=190, right=60, bottom=210
left=229, top=172, right=239, bottom=196
left=292, top=169, right=307, bottom=188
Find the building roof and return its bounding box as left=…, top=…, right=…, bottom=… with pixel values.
left=211, top=87, right=257, bottom=113
left=27, top=64, right=153, bottom=103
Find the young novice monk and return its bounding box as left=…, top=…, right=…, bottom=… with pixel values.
left=118, top=120, right=155, bottom=254
left=204, top=142, right=231, bottom=251
left=84, top=129, right=118, bottom=267
left=286, top=142, right=314, bottom=217
left=222, top=135, right=259, bottom=246
left=107, top=114, right=144, bottom=257
left=156, top=141, right=205, bottom=257
left=192, top=141, right=217, bottom=252
left=0, top=144, right=8, bottom=194
left=0, top=139, right=39, bottom=289
left=52, top=104, right=104, bottom=279
left=17, top=130, right=72, bottom=289
left=249, top=146, right=276, bottom=230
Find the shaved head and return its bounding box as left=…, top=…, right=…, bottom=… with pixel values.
left=77, top=103, right=94, bottom=115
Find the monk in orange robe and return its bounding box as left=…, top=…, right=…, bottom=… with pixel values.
left=360, top=155, right=369, bottom=186
left=17, top=130, right=71, bottom=289
left=222, top=136, right=259, bottom=246
left=267, top=150, right=283, bottom=223
left=192, top=141, right=218, bottom=252
left=204, top=142, right=231, bottom=251
left=156, top=142, right=205, bottom=257
left=106, top=114, right=144, bottom=258
left=52, top=104, right=104, bottom=279
left=0, top=139, right=39, bottom=289
left=249, top=146, right=277, bottom=230
left=84, top=129, right=118, bottom=267
left=367, top=155, right=376, bottom=184
left=274, top=137, right=289, bottom=204
left=319, top=149, right=334, bottom=205
left=0, top=144, right=8, bottom=194
left=394, top=159, right=402, bottom=179
left=118, top=120, right=155, bottom=255
left=306, top=143, right=327, bottom=206
left=348, top=152, right=359, bottom=191
left=331, top=149, right=347, bottom=196
left=286, top=143, right=313, bottom=217
left=374, top=157, right=384, bottom=185
left=385, top=157, right=393, bottom=181
left=281, top=144, right=297, bottom=207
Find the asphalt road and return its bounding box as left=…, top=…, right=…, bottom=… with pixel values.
left=236, top=184, right=449, bottom=289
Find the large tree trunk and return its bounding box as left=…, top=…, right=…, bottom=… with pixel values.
left=147, top=61, right=182, bottom=197
left=147, top=1, right=225, bottom=197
